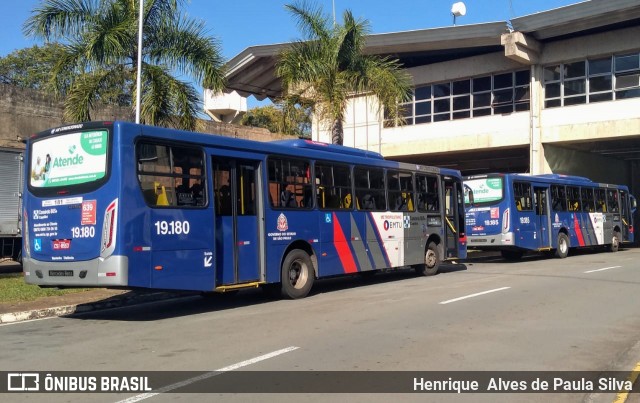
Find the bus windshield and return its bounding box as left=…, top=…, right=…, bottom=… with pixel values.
left=29, top=129, right=109, bottom=190
left=464, top=176, right=504, bottom=205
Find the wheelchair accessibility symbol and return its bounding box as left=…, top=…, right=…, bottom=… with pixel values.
left=325, top=213, right=332, bottom=224
left=34, top=238, right=42, bottom=252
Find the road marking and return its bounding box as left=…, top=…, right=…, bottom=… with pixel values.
left=613, top=360, right=640, bottom=403
left=584, top=265, right=622, bottom=274
left=439, top=287, right=511, bottom=305
left=115, top=346, right=299, bottom=403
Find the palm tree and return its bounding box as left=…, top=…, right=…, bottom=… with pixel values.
left=23, top=0, right=226, bottom=130
left=276, top=1, right=411, bottom=145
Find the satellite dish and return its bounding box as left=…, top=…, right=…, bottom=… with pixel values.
left=451, top=2, right=467, bottom=17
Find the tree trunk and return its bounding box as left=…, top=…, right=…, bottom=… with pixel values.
left=331, top=118, right=344, bottom=145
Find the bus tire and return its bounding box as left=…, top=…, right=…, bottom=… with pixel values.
left=281, top=249, right=314, bottom=299
left=501, top=250, right=523, bottom=261
left=609, top=232, right=620, bottom=253
left=555, top=233, right=569, bottom=259
left=415, top=242, right=440, bottom=276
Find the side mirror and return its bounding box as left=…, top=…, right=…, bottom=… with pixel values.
left=464, top=184, right=474, bottom=205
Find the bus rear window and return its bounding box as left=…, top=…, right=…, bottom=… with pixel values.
left=464, top=177, right=504, bottom=205
left=29, top=130, right=109, bottom=190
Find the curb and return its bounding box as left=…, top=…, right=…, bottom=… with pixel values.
left=0, top=291, right=194, bottom=324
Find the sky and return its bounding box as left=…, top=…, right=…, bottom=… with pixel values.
left=1, top=0, right=584, bottom=107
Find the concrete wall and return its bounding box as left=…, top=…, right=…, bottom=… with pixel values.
left=0, top=83, right=285, bottom=152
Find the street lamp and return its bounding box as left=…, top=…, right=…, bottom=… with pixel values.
left=135, top=0, right=144, bottom=124
left=332, top=0, right=336, bottom=26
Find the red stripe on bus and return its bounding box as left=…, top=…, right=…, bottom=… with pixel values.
left=573, top=214, right=585, bottom=246
left=333, top=213, right=357, bottom=274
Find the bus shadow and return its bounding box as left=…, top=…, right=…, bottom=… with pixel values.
left=66, top=263, right=468, bottom=322
left=464, top=246, right=633, bottom=265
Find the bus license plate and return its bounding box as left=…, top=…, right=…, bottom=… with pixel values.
left=49, top=270, right=74, bottom=277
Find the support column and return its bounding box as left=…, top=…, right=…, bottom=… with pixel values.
left=529, top=64, right=549, bottom=174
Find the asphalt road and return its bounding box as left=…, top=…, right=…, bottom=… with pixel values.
left=2, top=248, right=640, bottom=403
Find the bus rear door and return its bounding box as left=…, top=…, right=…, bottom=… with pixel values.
left=212, top=155, right=264, bottom=288
left=534, top=186, right=551, bottom=249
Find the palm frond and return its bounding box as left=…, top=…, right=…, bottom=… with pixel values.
left=146, top=13, right=226, bottom=91
left=23, top=0, right=98, bottom=41
left=285, top=1, right=331, bottom=42
left=140, top=64, right=199, bottom=130
left=63, top=67, right=120, bottom=122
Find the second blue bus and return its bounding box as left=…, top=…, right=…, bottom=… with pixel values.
left=464, top=173, right=636, bottom=259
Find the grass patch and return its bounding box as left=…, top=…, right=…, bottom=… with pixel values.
left=0, top=273, right=88, bottom=303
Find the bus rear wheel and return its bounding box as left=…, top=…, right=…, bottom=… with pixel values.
left=609, top=232, right=621, bottom=253
left=415, top=242, right=440, bottom=276
left=555, top=233, right=569, bottom=259
left=281, top=249, right=314, bottom=299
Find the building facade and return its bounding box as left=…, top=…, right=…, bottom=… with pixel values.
left=218, top=0, right=640, bottom=196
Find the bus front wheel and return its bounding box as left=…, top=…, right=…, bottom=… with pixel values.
left=415, top=242, right=440, bottom=276
left=281, top=249, right=315, bottom=299
left=609, top=232, right=620, bottom=253
left=555, top=233, right=569, bottom=259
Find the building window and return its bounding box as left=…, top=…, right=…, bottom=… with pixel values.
left=385, top=69, right=530, bottom=127
left=544, top=51, right=640, bottom=108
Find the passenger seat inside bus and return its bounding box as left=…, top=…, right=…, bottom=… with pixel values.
left=280, top=187, right=298, bottom=208
left=361, top=194, right=376, bottom=210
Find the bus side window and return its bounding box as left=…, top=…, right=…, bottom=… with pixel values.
left=268, top=157, right=312, bottom=209
left=567, top=186, right=581, bottom=212
left=551, top=185, right=567, bottom=211
left=607, top=189, right=619, bottom=213
left=315, top=163, right=351, bottom=210
left=416, top=174, right=439, bottom=213
left=595, top=188, right=607, bottom=212
left=581, top=188, right=595, bottom=212
left=513, top=182, right=532, bottom=211
left=137, top=142, right=206, bottom=208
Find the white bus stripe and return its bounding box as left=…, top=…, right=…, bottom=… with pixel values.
left=584, top=266, right=622, bottom=274
left=439, top=287, right=511, bottom=305
left=115, top=346, right=299, bottom=403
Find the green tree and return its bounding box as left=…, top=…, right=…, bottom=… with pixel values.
left=0, top=44, right=74, bottom=94
left=276, top=1, right=411, bottom=145
left=240, top=102, right=311, bottom=137
left=23, top=0, right=226, bottom=130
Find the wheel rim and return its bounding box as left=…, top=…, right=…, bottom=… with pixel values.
left=425, top=249, right=437, bottom=268
left=612, top=236, right=619, bottom=249
left=559, top=237, right=568, bottom=254
left=288, top=259, right=309, bottom=290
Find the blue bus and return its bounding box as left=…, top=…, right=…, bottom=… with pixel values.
left=22, top=121, right=466, bottom=298
left=464, top=173, right=636, bottom=260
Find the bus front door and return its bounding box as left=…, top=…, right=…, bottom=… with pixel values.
left=212, top=156, right=263, bottom=287
left=534, top=186, right=551, bottom=248
left=620, top=190, right=632, bottom=242
left=443, top=177, right=466, bottom=259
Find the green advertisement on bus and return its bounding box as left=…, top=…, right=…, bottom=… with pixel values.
left=30, top=130, right=108, bottom=188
